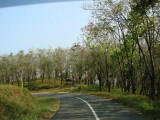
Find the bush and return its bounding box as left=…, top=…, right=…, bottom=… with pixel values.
left=0, top=85, right=37, bottom=120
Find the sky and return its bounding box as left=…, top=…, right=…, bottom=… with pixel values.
left=0, top=1, right=91, bottom=55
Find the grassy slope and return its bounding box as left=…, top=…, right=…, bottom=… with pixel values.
left=0, top=85, right=59, bottom=120
left=36, top=97, right=60, bottom=120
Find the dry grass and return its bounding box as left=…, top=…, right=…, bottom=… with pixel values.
left=0, top=85, right=60, bottom=120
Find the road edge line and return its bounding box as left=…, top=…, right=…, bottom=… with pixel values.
left=76, top=97, right=100, bottom=120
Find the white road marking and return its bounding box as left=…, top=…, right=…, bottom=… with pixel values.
left=76, top=97, right=100, bottom=120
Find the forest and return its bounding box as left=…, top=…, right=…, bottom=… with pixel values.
left=0, top=0, right=160, bottom=101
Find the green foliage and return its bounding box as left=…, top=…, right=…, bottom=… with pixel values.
left=26, top=79, right=62, bottom=90
left=131, top=0, right=159, bottom=15
left=117, top=95, right=160, bottom=119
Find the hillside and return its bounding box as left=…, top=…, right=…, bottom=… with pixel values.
left=0, top=85, right=59, bottom=120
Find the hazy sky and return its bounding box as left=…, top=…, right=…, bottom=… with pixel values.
left=0, top=1, right=91, bottom=54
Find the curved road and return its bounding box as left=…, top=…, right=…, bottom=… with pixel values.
left=34, top=93, right=148, bottom=120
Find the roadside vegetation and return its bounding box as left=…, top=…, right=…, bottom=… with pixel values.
left=30, top=81, right=160, bottom=119
left=0, top=85, right=59, bottom=120
left=30, top=79, right=76, bottom=94
left=72, top=85, right=160, bottom=120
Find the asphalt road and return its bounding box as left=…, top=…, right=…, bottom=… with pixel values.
left=34, top=93, right=148, bottom=120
